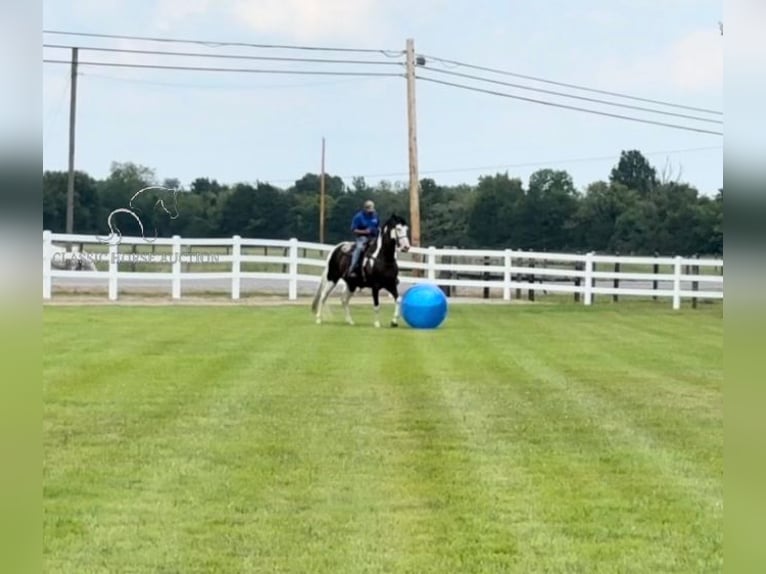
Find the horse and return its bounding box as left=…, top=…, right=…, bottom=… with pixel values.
left=311, top=214, right=411, bottom=327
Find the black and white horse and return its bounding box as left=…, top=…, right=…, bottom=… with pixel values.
left=311, top=214, right=411, bottom=327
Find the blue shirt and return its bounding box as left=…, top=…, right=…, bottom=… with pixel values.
left=351, top=210, right=379, bottom=236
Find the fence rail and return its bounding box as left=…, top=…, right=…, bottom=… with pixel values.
left=43, top=232, right=723, bottom=309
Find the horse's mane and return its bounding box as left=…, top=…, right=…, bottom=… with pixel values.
left=382, top=213, right=407, bottom=230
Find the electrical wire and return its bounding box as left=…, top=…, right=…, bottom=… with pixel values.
left=43, top=44, right=404, bottom=66
left=421, top=53, right=723, bottom=116
left=421, top=67, right=722, bottom=125
left=417, top=75, right=723, bottom=136
left=80, top=71, right=366, bottom=90
left=43, top=30, right=404, bottom=55
left=255, top=146, right=721, bottom=184
left=43, top=59, right=405, bottom=78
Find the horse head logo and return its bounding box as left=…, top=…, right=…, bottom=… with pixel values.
left=96, top=186, right=180, bottom=245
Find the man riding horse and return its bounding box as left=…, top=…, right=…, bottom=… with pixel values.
left=346, top=199, right=379, bottom=281
left=312, top=209, right=410, bottom=327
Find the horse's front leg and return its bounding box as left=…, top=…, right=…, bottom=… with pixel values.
left=372, top=287, right=381, bottom=328
left=341, top=285, right=355, bottom=325
left=388, top=284, right=401, bottom=328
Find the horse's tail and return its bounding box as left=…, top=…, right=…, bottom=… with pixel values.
left=311, top=247, right=336, bottom=314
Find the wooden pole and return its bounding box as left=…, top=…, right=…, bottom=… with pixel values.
left=319, top=137, right=326, bottom=243
left=66, top=47, right=79, bottom=236
left=405, top=38, right=421, bottom=262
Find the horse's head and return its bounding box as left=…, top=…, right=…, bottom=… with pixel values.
left=384, top=213, right=410, bottom=253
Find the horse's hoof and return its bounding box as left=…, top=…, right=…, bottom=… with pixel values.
left=374, top=321, right=381, bottom=328
left=390, top=321, right=398, bottom=328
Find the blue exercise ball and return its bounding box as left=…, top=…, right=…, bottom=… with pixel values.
left=401, top=283, right=448, bottom=329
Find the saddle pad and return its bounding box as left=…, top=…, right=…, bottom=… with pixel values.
left=339, top=242, right=354, bottom=254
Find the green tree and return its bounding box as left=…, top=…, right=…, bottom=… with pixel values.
left=522, top=169, right=579, bottom=251
left=573, top=181, right=639, bottom=252
left=42, top=170, right=99, bottom=233
left=220, top=182, right=290, bottom=239
left=609, top=150, right=658, bottom=195
left=467, top=173, right=524, bottom=248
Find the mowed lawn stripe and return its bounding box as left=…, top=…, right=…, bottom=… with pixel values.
left=43, top=304, right=722, bottom=573
left=433, top=307, right=721, bottom=572
left=495, top=309, right=720, bottom=570
left=45, top=309, right=302, bottom=572
left=373, top=330, right=515, bottom=573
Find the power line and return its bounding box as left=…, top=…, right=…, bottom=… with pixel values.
left=422, top=67, right=722, bottom=125
left=243, top=145, right=723, bottom=184
left=43, top=59, right=405, bottom=78
left=422, top=53, right=723, bottom=116
left=80, top=71, right=366, bottom=90
left=43, top=44, right=404, bottom=66
left=43, top=30, right=404, bottom=56
left=418, top=76, right=723, bottom=136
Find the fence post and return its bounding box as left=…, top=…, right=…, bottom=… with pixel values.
left=672, top=255, right=682, bottom=310
left=573, top=257, right=581, bottom=303
left=653, top=251, right=659, bottom=301
left=692, top=254, right=699, bottom=309
left=584, top=252, right=594, bottom=306
left=613, top=255, right=620, bottom=303
left=288, top=238, right=299, bottom=301
left=108, top=241, right=118, bottom=301
left=427, top=246, right=437, bottom=282
left=42, top=231, right=52, bottom=300
left=503, top=249, right=512, bottom=301
left=527, top=253, right=535, bottom=302
left=130, top=243, right=137, bottom=272
left=483, top=255, right=490, bottom=299
left=231, top=235, right=241, bottom=300
left=172, top=235, right=182, bottom=300
left=442, top=249, right=452, bottom=297
left=591, top=258, right=597, bottom=304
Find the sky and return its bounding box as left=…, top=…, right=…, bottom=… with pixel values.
left=43, top=0, right=723, bottom=195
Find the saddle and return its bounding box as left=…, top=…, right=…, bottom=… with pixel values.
left=340, top=241, right=376, bottom=280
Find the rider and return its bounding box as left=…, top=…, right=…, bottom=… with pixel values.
left=347, top=199, right=379, bottom=279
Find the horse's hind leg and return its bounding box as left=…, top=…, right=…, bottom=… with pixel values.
left=315, top=280, right=336, bottom=324
left=372, top=288, right=381, bottom=328
left=341, top=285, right=355, bottom=325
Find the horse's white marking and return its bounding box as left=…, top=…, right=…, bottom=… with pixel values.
left=341, top=285, right=355, bottom=325
left=374, top=304, right=381, bottom=328
left=315, top=278, right=335, bottom=324
left=372, top=229, right=383, bottom=258
left=392, top=296, right=402, bottom=326
left=313, top=249, right=339, bottom=324
left=395, top=224, right=410, bottom=252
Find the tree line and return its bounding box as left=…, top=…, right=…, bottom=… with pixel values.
left=43, top=150, right=722, bottom=256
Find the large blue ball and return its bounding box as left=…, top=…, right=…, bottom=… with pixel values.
left=401, top=283, right=448, bottom=329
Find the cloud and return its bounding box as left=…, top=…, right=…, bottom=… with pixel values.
left=668, top=28, right=722, bottom=92
left=229, top=0, right=381, bottom=42
left=595, top=27, right=722, bottom=94
left=150, top=0, right=445, bottom=44
left=154, top=0, right=212, bottom=30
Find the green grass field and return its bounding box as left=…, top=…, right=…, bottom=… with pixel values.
left=43, top=302, right=722, bottom=573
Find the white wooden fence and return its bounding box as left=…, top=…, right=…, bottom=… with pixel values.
left=42, top=231, right=723, bottom=309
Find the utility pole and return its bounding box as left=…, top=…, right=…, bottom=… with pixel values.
left=65, top=47, right=79, bottom=236
left=405, top=38, right=421, bottom=251
left=319, top=137, right=326, bottom=243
